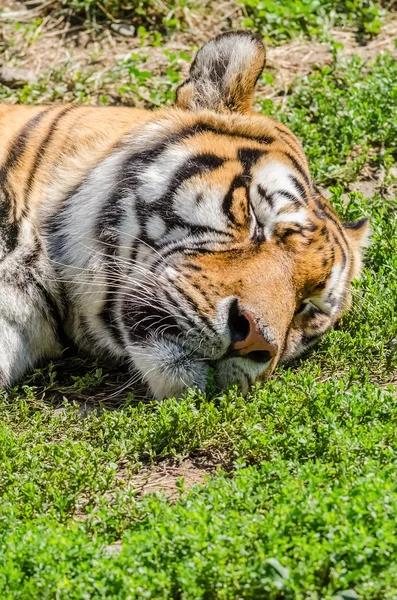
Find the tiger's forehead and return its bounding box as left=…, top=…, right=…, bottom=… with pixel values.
left=119, top=110, right=349, bottom=273
left=134, top=120, right=316, bottom=242
left=148, top=111, right=308, bottom=161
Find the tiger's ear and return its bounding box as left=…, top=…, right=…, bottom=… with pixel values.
left=344, top=217, right=371, bottom=279
left=175, top=31, right=266, bottom=114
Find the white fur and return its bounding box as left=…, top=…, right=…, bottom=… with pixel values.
left=118, top=191, right=141, bottom=262
left=0, top=219, right=62, bottom=385
left=173, top=180, right=229, bottom=231
left=215, top=355, right=271, bottom=396
left=128, top=338, right=209, bottom=400
left=251, top=161, right=308, bottom=239
left=322, top=263, right=348, bottom=316
left=137, top=145, right=194, bottom=203
left=145, top=215, right=167, bottom=240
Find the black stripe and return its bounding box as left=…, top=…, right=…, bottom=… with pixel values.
left=192, top=122, right=274, bottom=146
left=0, top=109, right=50, bottom=216
left=330, top=230, right=347, bottom=268
left=162, top=289, right=200, bottom=334
left=313, top=207, right=326, bottom=220
left=222, top=174, right=246, bottom=225
left=162, top=286, right=214, bottom=339
left=0, top=109, right=50, bottom=175
left=24, top=105, right=76, bottom=205
left=153, top=236, right=233, bottom=268
left=0, top=204, right=19, bottom=258
left=328, top=212, right=349, bottom=252
left=183, top=246, right=235, bottom=256
left=329, top=243, right=336, bottom=265
left=276, top=127, right=304, bottom=156
left=306, top=316, right=330, bottom=331
left=277, top=220, right=317, bottom=244
left=274, top=190, right=302, bottom=210
left=344, top=217, right=368, bottom=230
left=175, top=285, right=217, bottom=335
left=313, top=188, right=349, bottom=252
left=150, top=153, right=226, bottom=230
left=289, top=175, right=308, bottom=203
left=275, top=125, right=297, bottom=142
left=237, top=147, right=266, bottom=169
left=313, top=192, right=349, bottom=264
left=224, top=148, right=267, bottom=226
left=173, top=153, right=225, bottom=183
left=277, top=227, right=302, bottom=243
left=101, top=280, right=127, bottom=348
left=256, top=184, right=274, bottom=209
left=284, top=151, right=311, bottom=188
left=124, top=303, right=181, bottom=341
left=24, top=232, right=43, bottom=268
left=34, top=280, right=69, bottom=348
left=301, top=333, right=322, bottom=347
left=0, top=109, right=51, bottom=253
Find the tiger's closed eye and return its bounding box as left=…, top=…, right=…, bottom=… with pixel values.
left=294, top=302, right=307, bottom=315
left=294, top=279, right=330, bottom=315
left=295, top=296, right=331, bottom=318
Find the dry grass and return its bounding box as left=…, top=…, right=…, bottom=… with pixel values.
left=2, top=1, right=396, bottom=106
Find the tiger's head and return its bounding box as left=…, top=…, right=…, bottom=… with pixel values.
left=119, top=31, right=369, bottom=399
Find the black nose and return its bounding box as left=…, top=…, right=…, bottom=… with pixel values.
left=228, top=298, right=250, bottom=343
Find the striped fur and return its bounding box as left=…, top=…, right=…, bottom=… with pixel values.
left=0, top=32, right=369, bottom=399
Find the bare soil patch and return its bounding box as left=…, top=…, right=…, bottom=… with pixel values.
left=2, top=2, right=397, bottom=102
left=261, top=17, right=397, bottom=101
left=131, top=456, right=222, bottom=500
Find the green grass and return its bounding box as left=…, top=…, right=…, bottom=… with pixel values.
left=1, top=14, right=397, bottom=600
left=3, top=457, right=397, bottom=598
left=2, top=380, right=397, bottom=597
left=263, top=49, right=397, bottom=184
left=0, top=49, right=190, bottom=107
left=38, top=0, right=200, bottom=34
left=34, top=0, right=390, bottom=41
left=241, top=0, right=388, bottom=42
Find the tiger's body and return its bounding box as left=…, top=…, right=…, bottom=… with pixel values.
left=0, top=32, right=368, bottom=399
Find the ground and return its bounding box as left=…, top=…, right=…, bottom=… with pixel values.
left=1, top=1, right=397, bottom=598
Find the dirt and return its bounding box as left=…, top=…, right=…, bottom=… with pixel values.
left=131, top=455, right=222, bottom=500
left=260, top=17, right=397, bottom=102
left=1, top=2, right=397, bottom=101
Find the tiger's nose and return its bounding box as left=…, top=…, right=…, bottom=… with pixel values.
left=227, top=300, right=278, bottom=363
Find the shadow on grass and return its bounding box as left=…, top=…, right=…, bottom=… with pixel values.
left=6, top=350, right=150, bottom=410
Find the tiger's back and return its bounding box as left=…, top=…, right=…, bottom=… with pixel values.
left=0, top=104, right=152, bottom=214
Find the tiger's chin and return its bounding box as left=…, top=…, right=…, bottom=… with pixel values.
left=128, top=337, right=272, bottom=400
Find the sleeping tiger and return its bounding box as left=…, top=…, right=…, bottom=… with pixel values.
left=0, top=31, right=368, bottom=400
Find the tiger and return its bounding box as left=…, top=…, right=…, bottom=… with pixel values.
left=0, top=31, right=369, bottom=400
